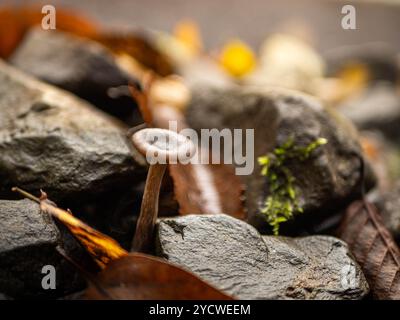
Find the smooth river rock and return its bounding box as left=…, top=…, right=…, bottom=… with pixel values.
left=10, top=28, right=142, bottom=125
left=0, top=199, right=83, bottom=298
left=156, top=214, right=369, bottom=300
left=186, top=86, right=374, bottom=233
left=0, top=60, right=146, bottom=245
left=0, top=59, right=145, bottom=200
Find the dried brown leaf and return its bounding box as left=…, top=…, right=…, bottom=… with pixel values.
left=169, top=162, right=245, bottom=219
left=93, top=33, right=174, bottom=76
left=0, top=7, right=98, bottom=58
left=40, top=200, right=128, bottom=269
left=0, top=6, right=173, bottom=76
left=338, top=200, right=400, bottom=299
left=85, top=253, right=233, bottom=300
left=12, top=187, right=127, bottom=269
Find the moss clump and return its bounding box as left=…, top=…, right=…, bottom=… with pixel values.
left=258, top=137, right=328, bottom=235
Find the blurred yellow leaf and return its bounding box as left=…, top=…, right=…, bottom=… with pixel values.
left=173, top=20, right=203, bottom=56
left=318, top=63, right=369, bottom=104
left=338, top=63, right=369, bottom=91
left=220, top=39, right=256, bottom=78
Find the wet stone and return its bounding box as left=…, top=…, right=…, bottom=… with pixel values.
left=186, top=86, right=374, bottom=233
left=0, top=199, right=83, bottom=298
left=156, top=214, right=369, bottom=300
left=10, top=28, right=142, bottom=125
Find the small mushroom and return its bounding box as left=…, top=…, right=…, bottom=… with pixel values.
left=131, top=128, right=195, bottom=253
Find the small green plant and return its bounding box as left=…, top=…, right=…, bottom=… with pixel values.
left=258, top=137, right=328, bottom=235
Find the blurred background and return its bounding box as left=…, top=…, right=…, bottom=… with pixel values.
left=1, top=0, right=400, bottom=300
left=2, top=0, right=400, bottom=53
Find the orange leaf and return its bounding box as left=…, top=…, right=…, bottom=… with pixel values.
left=0, top=6, right=173, bottom=76
left=12, top=187, right=127, bottom=269
left=93, top=33, right=174, bottom=76
left=40, top=200, right=128, bottom=269
left=0, top=6, right=98, bottom=58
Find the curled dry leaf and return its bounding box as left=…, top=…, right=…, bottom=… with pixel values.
left=85, top=253, right=233, bottom=300
left=40, top=200, right=128, bottom=269
left=338, top=200, right=400, bottom=299
left=129, top=80, right=245, bottom=219
left=12, top=187, right=127, bottom=269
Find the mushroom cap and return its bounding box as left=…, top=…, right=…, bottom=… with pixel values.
left=132, top=128, right=196, bottom=164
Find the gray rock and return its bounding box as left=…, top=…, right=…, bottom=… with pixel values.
left=0, top=60, right=144, bottom=201
left=0, top=199, right=82, bottom=298
left=10, top=28, right=141, bottom=125
left=376, top=182, right=400, bottom=243
left=338, top=83, right=400, bottom=144
left=186, top=86, right=372, bottom=232
left=156, top=214, right=369, bottom=300
left=0, top=293, right=11, bottom=300
left=0, top=199, right=59, bottom=252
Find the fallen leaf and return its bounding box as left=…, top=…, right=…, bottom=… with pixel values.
left=130, top=80, right=245, bottom=219
left=40, top=200, right=128, bottom=269
left=173, top=19, right=203, bottom=56
left=85, top=253, right=233, bottom=300
left=169, top=162, right=244, bottom=218
left=338, top=200, right=400, bottom=299
left=94, top=33, right=174, bottom=76
left=12, top=187, right=127, bottom=269
left=0, top=7, right=98, bottom=58
left=0, top=6, right=173, bottom=76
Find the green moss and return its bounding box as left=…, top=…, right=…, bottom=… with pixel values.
left=258, top=137, right=327, bottom=235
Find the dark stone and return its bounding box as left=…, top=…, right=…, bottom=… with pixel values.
left=186, top=86, right=373, bottom=233
left=0, top=60, right=145, bottom=199
left=0, top=199, right=59, bottom=253
left=156, top=214, right=369, bottom=300
left=338, top=83, right=400, bottom=144
left=0, top=60, right=147, bottom=245
left=10, top=28, right=142, bottom=125
left=0, top=199, right=84, bottom=298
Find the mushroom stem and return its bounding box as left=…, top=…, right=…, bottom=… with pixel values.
left=130, top=127, right=195, bottom=253
left=132, top=163, right=167, bottom=253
